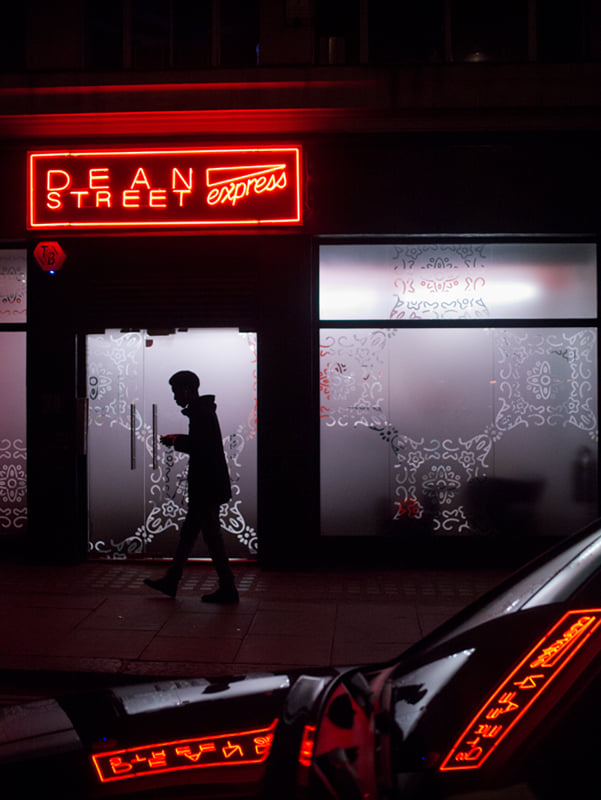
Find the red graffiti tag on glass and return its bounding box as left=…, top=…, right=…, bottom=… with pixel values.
left=28, top=147, right=302, bottom=229
left=440, top=609, right=601, bottom=771
left=90, top=719, right=278, bottom=783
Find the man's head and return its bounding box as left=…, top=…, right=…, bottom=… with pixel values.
left=169, top=370, right=200, bottom=407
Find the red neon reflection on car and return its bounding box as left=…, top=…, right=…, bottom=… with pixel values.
left=440, top=609, right=601, bottom=771
left=91, top=719, right=278, bottom=783
left=298, top=725, right=317, bottom=768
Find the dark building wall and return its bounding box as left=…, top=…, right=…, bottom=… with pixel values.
left=307, top=133, right=601, bottom=235
left=0, top=147, right=27, bottom=240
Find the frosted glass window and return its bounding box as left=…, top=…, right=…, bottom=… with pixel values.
left=319, top=243, right=597, bottom=320
left=0, top=249, right=27, bottom=323
left=320, top=327, right=598, bottom=538
left=0, top=332, right=27, bottom=533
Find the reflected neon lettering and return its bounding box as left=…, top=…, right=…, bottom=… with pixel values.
left=91, top=719, right=278, bottom=783
left=440, top=610, right=601, bottom=772
left=529, top=614, right=596, bottom=668
left=109, top=756, right=133, bottom=774
left=513, top=674, right=544, bottom=690
left=474, top=723, right=503, bottom=738
left=484, top=691, right=520, bottom=719
left=223, top=741, right=244, bottom=759
left=455, top=738, right=483, bottom=762
left=298, top=725, right=317, bottom=767
left=175, top=742, right=216, bottom=762
left=253, top=733, right=273, bottom=757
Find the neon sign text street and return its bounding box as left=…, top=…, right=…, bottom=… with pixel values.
left=440, top=609, right=601, bottom=771
left=28, top=147, right=302, bottom=229
left=91, top=719, right=278, bottom=783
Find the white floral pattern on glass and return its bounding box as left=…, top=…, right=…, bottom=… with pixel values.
left=320, top=327, right=597, bottom=538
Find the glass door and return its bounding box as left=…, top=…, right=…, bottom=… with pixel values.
left=87, top=328, right=257, bottom=559
left=0, top=249, right=27, bottom=536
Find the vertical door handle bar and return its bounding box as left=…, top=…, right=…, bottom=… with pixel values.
left=152, top=404, right=158, bottom=470
left=77, top=397, right=89, bottom=456
left=130, top=403, right=136, bottom=470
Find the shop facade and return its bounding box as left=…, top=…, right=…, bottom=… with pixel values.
left=1, top=120, right=600, bottom=566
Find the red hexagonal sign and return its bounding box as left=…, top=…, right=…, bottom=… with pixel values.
left=33, top=241, right=67, bottom=272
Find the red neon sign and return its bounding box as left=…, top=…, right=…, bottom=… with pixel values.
left=28, top=147, right=302, bottom=229
left=440, top=609, right=601, bottom=772
left=90, top=719, right=278, bottom=783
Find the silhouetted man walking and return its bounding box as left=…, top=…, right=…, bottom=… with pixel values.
left=145, top=370, right=238, bottom=603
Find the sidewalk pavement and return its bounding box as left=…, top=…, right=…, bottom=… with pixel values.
left=0, top=559, right=511, bottom=699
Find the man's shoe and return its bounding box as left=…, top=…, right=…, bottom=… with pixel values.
left=201, top=586, right=239, bottom=604
left=144, top=576, right=178, bottom=598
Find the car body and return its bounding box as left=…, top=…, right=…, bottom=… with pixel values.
left=4, top=520, right=601, bottom=798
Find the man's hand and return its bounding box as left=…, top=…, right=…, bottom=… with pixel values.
left=160, top=434, right=179, bottom=447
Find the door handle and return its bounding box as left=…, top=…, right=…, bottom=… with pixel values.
left=152, top=404, right=158, bottom=470
left=130, top=403, right=136, bottom=470
left=76, top=397, right=89, bottom=456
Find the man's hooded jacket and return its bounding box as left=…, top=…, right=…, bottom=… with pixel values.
left=173, top=394, right=232, bottom=509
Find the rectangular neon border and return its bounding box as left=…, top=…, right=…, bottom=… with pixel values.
left=28, top=146, right=302, bottom=229
left=440, top=609, right=601, bottom=771
left=91, top=719, right=278, bottom=784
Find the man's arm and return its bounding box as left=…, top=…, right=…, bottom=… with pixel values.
left=160, top=433, right=190, bottom=453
